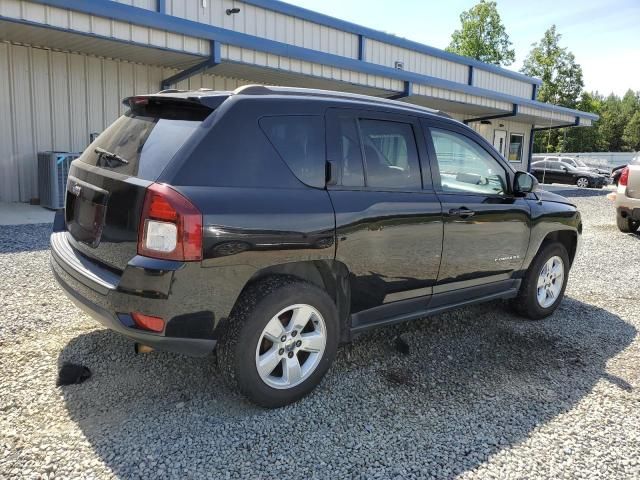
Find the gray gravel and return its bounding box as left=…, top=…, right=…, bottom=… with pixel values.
left=1, top=189, right=639, bottom=479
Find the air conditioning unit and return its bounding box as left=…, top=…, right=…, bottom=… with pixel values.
left=38, top=151, right=80, bottom=210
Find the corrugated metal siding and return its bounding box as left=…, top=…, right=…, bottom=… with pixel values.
left=519, top=105, right=575, bottom=124
left=0, top=41, right=250, bottom=202
left=365, top=39, right=468, bottom=84
left=2, top=0, right=209, bottom=56
left=222, top=44, right=403, bottom=92
left=164, top=0, right=359, bottom=59
left=414, top=84, right=513, bottom=112
left=111, top=0, right=156, bottom=10
left=473, top=68, right=532, bottom=99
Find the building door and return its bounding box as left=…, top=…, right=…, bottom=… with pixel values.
left=493, top=129, right=507, bottom=157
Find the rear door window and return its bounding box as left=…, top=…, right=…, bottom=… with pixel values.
left=358, top=119, right=422, bottom=190
left=259, top=115, right=326, bottom=188
left=80, top=98, right=212, bottom=180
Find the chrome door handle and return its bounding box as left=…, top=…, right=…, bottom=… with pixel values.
left=449, top=208, right=475, bottom=219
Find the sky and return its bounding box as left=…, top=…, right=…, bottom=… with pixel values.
left=285, top=0, right=640, bottom=96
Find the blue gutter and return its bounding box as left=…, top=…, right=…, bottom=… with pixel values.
left=242, top=0, right=542, bottom=86
left=464, top=104, right=518, bottom=124
left=357, top=35, right=365, bottom=61
left=160, top=41, right=220, bottom=89
left=527, top=127, right=535, bottom=172
left=27, top=1, right=598, bottom=121
left=388, top=81, right=412, bottom=100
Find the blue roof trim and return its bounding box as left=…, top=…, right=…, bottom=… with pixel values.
left=0, top=14, right=209, bottom=61
left=242, top=0, right=543, bottom=86
left=29, top=0, right=597, bottom=121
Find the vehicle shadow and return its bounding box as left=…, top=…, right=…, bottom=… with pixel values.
left=0, top=223, right=52, bottom=253
left=58, top=298, right=635, bottom=479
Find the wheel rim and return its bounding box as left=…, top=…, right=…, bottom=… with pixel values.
left=577, top=178, right=589, bottom=188
left=536, top=256, right=565, bottom=308
left=255, top=304, right=327, bottom=390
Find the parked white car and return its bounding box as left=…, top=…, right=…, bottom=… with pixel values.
left=612, top=155, right=640, bottom=233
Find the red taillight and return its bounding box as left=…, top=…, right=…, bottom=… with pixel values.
left=137, top=183, right=202, bottom=261
left=619, top=167, right=629, bottom=187
left=131, top=312, right=165, bottom=333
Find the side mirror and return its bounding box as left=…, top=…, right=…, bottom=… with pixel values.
left=514, top=171, right=538, bottom=194
left=562, top=166, right=569, bottom=172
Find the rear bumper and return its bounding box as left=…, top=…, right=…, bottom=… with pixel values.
left=617, top=206, right=640, bottom=221
left=50, top=231, right=217, bottom=357
left=615, top=189, right=640, bottom=217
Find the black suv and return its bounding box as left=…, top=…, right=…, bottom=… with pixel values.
left=51, top=86, right=582, bottom=407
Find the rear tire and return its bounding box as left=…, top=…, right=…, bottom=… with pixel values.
left=617, top=210, right=640, bottom=233
left=511, top=243, right=570, bottom=320
left=217, top=276, right=338, bottom=408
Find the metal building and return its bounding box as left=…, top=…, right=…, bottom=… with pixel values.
left=0, top=0, right=598, bottom=202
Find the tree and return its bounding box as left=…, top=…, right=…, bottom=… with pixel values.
left=521, top=25, right=584, bottom=108
left=622, top=111, right=640, bottom=151
left=446, top=0, right=515, bottom=66
left=522, top=25, right=585, bottom=153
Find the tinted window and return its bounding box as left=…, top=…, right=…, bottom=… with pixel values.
left=430, top=129, right=507, bottom=195
left=80, top=99, right=211, bottom=180
left=259, top=116, right=326, bottom=188
left=333, top=115, right=365, bottom=187
left=548, top=162, right=564, bottom=170
left=359, top=119, right=421, bottom=189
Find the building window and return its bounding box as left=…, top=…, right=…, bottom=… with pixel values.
left=508, top=133, right=524, bottom=162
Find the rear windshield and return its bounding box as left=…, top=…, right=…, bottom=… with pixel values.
left=80, top=98, right=212, bottom=180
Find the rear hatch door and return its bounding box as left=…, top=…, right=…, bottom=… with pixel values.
left=65, top=96, right=213, bottom=271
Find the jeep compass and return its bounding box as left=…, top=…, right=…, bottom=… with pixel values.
left=50, top=85, right=582, bottom=407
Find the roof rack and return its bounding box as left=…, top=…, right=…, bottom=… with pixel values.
left=232, top=85, right=449, bottom=118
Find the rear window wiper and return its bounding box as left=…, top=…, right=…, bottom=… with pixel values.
left=94, top=147, right=129, bottom=165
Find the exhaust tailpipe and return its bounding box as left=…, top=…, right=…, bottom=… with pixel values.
left=134, top=343, right=154, bottom=354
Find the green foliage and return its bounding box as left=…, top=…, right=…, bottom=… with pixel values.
left=520, top=25, right=639, bottom=153
left=521, top=25, right=583, bottom=108
left=622, top=111, right=640, bottom=151
left=534, top=90, right=640, bottom=153
left=446, top=0, right=515, bottom=66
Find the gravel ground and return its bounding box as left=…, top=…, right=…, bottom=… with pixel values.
left=1, top=189, right=639, bottom=479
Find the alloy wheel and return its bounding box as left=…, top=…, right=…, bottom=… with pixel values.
left=576, top=178, right=589, bottom=188
left=536, top=255, right=564, bottom=308
left=255, top=304, right=327, bottom=389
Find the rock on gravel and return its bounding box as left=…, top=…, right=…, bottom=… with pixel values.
left=1, top=190, right=639, bottom=479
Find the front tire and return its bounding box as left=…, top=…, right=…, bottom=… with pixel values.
left=617, top=210, right=640, bottom=233
left=217, top=276, right=339, bottom=408
left=511, top=243, right=570, bottom=320
left=576, top=177, right=590, bottom=188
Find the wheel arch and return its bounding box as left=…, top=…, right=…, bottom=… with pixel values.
left=539, top=230, right=578, bottom=267
left=238, top=260, right=352, bottom=342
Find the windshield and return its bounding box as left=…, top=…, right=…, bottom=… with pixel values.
left=79, top=98, right=211, bottom=180
left=573, top=158, right=588, bottom=167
